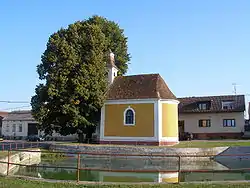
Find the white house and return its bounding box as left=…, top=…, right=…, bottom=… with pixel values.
left=0, top=111, right=8, bottom=136
left=178, top=95, right=245, bottom=139
left=2, top=110, right=77, bottom=141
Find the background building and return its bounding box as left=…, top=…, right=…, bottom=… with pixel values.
left=2, top=110, right=77, bottom=140
left=0, top=111, right=8, bottom=136
left=178, top=95, right=245, bottom=139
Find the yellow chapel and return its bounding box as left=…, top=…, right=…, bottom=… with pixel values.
left=99, top=52, right=179, bottom=146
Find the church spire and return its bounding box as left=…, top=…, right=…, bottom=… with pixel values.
left=107, top=50, right=118, bottom=85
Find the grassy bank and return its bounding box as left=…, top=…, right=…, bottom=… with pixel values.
left=0, top=151, right=8, bottom=159
left=0, top=177, right=250, bottom=188
left=0, top=149, right=65, bottom=161
left=40, top=149, right=66, bottom=159
left=172, top=141, right=250, bottom=148
left=57, top=140, right=250, bottom=148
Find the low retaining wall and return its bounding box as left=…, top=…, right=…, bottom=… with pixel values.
left=0, top=149, right=41, bottom=175
left=50, top=144, right=228, bottom=158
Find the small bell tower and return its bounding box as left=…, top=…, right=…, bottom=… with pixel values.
left=107, top=49, right=118, bottom=85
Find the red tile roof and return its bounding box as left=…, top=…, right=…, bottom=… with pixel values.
left=0, top=111, right=8, bottom=118
left=106, top=74, right=177, bottom=100
left=3, top=110, right=34, bottom=121
left=178, top=95, right=245, bottom=113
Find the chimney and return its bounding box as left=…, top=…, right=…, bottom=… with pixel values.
left=107, top=50, right=118, bottom=85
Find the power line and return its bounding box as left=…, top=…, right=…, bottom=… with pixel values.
left=0, top=105, right=31, bottom=111
left=0, top=101, right=30, bottom=104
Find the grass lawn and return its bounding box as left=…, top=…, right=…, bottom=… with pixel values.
left=0, top=151, right=9, bottom=159
left=0, top=177, right=250, bottom=188
left=171, top=141, right=250, bottom=148
left=57, top=140, right=250, bottom=148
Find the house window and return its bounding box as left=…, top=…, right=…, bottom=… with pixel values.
left=124, top=107, right=135, bottom=125
left=198, top=103, right=208, bottom=110
left=6, top=125, right=9, bottom=132
left=223, top=119, right=236, bottom=127
left=222, top=101, right=234, bottom=110
left=18, top=124, right=22, bottom=132
left=198, top=119, right=211, bottom=127
left=12, top=124, right=16, bottom=132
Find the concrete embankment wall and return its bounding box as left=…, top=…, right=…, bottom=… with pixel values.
left=50, top=144, right=231, bottom=171
left=214, top=146, right=250, bottom=169
left=0, top=149, right=41, bottom=175
left=50, top=144, right=250, bottom=171
left=50, top=144, right=228, bottom=158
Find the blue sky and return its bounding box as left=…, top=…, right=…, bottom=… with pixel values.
left=0, top=0, right=250, bottom=111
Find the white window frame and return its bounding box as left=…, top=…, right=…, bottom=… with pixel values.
left=198, top=103, right=208, bottom=110
left=18, top=124, right=22, bottom=132
left=198, top=119, right=211, bottom=127
left=123, top=106, right=135, bottom=126
left=223, top=119, right=236, bottom=127
left=222, top=101, right=234, bottom=110
left=12, top=124, right=16, bottom=132
left=6, top=125, right=9, bottom=132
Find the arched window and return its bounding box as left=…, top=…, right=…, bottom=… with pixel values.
left=124, top=107, right=135, bottom=125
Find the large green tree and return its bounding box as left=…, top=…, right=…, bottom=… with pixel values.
left=31, top=16, right=130, bottom=142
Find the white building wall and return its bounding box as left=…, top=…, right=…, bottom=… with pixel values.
left=2, top=120, right=78, bottom=140
left=2, top=120, right=37, bottom=137
left=179, top=112, right=245, bottom=133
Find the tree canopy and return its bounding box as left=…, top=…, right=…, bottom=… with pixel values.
left=31, top=15, right=130, bottom=141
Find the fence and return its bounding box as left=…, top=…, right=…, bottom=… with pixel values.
left=0, top=142, right=49, bottom=151
left=1, top=149, right=250, bottom=183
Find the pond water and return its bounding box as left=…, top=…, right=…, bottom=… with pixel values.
left=10, top=155, right=250, bottom=183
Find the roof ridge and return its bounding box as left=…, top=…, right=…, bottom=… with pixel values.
left=156, top=74, right=177, bottom=100
left=124, top=73, right=160, bottom=77
left=178, top=94, right=244, bottom=99
left=156, top=74, right=161, bottom=98
left=106, top=73, right=176, bottom=100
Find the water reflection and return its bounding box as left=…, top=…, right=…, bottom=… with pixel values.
left=10, top=156, right=250, bottom=183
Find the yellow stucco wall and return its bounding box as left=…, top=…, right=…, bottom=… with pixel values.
left=161, top=177, right=179, bottom=183
left=162, top=103, right=178, bottom=137
left=104, top=103, right=154, bottom=137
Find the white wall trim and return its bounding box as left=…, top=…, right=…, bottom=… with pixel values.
left=123, top=106, right=136, bottom=126
left=158, top=100, right=162, bottom=139
left=105, top=99, right=158, bottom=104
left=100, top=106, right=105, bottom=140
left=160, top=172, right=179, bottom=179
left=160, top=99, right=180, bottom=104
left=105, top=98, right=179, bottom=105
left=154, top=100, right=159, bottom=139
left=100, top=137, right=179, bottom=142
left=100, top=137, right=158, bottom=141
left=160, top=137, right=179, bottom=142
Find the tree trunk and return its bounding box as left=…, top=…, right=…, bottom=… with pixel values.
left=85, top=131, right=93, bottom=144
left=78, top=133, right=84, bottom=143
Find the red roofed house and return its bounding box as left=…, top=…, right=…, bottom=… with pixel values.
left=178, top=95, right=245, bottom=139
left=99, top=52, right=180, bottom=146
